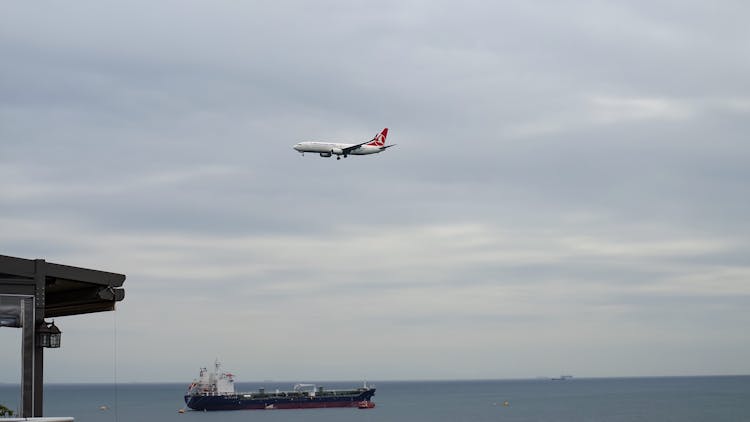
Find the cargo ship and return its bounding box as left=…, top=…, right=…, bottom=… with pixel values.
left=184, top=361, right=376, bottom=410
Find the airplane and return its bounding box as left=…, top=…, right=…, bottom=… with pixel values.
left=293, top=128, right=395, bottom=160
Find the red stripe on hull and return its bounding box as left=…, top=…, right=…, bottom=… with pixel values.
left=266, top=401, right=362, bottom=410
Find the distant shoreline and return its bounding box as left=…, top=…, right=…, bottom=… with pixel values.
left=2, top=374, right=749, bottom=386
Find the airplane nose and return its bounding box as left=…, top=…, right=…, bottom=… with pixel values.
left=293, top=144, right=302, bottom=151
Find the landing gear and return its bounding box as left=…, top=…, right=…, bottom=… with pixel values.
left=337, top=156, right=341, bottom=160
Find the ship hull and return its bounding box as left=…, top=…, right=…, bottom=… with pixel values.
left=185, top=388, right=375, bottom=411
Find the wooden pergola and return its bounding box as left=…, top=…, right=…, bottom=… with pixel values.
left=0, top=254, right=126, bottom=417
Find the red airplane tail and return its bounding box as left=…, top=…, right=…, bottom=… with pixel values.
left=366, top=128, right=388, bottom=147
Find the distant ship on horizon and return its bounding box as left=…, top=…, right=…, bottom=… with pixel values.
left=551, top=375, right=574, bottom=381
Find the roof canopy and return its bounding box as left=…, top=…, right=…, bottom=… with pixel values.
left=0, top=254, right=126, bottom=317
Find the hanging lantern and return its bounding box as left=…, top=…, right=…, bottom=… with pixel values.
left=37, top=321, right=62, bottom=348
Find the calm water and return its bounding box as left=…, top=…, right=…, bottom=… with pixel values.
left=1, top=376, right=749, bottom=421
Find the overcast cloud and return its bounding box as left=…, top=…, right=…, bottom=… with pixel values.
left=1, top=1, right=749, bottom=382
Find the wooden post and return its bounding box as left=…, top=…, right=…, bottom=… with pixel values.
left=33, top=259, right=46, bottom=417
left=20, top=295, right=35, bottom=417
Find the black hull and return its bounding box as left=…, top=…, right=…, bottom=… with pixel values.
left=185, top=388, right=375, bottom=411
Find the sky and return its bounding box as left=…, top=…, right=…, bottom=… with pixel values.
left=1, top=1, right=749, bottom=383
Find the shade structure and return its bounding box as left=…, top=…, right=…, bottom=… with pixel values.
left=0, top=254, right=126, bottom=417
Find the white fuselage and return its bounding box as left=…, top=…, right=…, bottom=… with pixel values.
left=293, top=142, right=382, bottom=156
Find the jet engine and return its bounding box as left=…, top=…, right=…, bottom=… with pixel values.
left=319, top=152, right=332, bottom=157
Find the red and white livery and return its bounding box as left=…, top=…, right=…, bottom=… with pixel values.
left=293, top=128, right=395, bottom=160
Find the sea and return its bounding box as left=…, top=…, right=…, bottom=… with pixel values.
left=1, top=376, right=749, bottom=422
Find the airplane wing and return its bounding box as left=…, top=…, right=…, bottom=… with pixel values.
left=341, top=140, right=372, bottom=154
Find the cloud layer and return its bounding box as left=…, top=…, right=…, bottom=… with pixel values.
left=2, top=1, right=749, bottom=382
